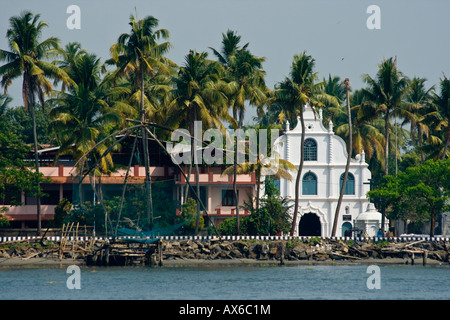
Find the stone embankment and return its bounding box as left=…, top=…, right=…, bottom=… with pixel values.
left=159, top=237, right=450, bottom=265
left=1, top=236, right=449, bottom=266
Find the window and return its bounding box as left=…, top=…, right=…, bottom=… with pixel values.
left=304, top=138, right=317, bottom=161
left=222, top=190, right=238, bottom=206
left=302, top=172, right=317, bottom=195
left=340, top=173, right=355, bottom=195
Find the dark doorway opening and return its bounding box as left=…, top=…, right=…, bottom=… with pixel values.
left=299, top=213, right=321, bottom=236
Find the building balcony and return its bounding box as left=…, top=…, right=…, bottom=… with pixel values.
left=37, top=165, right=174, bottom=184
left=176, top=207, right=250, bottom=217
left=175, top=171, right=256, bottom=186
left=0, top=205, right=56, bottom=221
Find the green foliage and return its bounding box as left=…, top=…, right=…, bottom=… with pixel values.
left=216, top=217, right=238, bottom=236
left=0, top=214, right=10, bottom=227
left=368, top=159, right=450, bottom=236
left=217, top=178, right=291, bottom=236
left=178, top=198, right=204, bottom=234
left=4, top=106, right=54, bottom=145
left=52, top=198, right=72, bottom=228
left=286, top=237, right=302, bottom=248
left=0, top=102, right=50, bottom=206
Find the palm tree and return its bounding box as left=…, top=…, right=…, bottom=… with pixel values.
left=332, top=78, right=352, bottom=236
left=0, top=93, right=12, bottom=115
left=210, top=30, right=268, bottom=234
left=362, top=58, right=409, bottom=234
left=106, top=13, right=172, bottom=230
left=49, top=53, right=128, bottom=172
left=0, top=11, right=72, bottom=235
left=402, top=77, right=434, bottom=162
left=54, top=42, right=88, bottom=90
left=322, top=74, right=346, bottom=125
left=429, top=76, right=450, bottom=160
left=222, top=124, right=296, bottom=211
left=332, top=89, right=385, bottom=164
left=362, top=57, right=408, bottom=176
left=168, top=50, right=230, bottom=234
left=274, top=52, right=339, bottom=236
left=49, top=52, right=132, bottom=234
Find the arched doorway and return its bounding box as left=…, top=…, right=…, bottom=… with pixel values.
left=342, top=222, right=352, bottom=237
left=299, top=213, right=321, bottom=236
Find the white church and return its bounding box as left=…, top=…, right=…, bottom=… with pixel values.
left=273, top=105, right=384, bottom=237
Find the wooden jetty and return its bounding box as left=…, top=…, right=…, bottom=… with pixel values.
left=86, top=238, right=163, bottom=267
left=57, top=223, right=164, bottom=267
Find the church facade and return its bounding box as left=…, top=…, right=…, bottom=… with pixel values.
left=274, top=105, right=381, bottom=237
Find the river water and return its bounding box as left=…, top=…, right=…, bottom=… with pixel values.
left=0, top=264, right=449, bottom=300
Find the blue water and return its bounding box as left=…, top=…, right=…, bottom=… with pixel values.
left=0, top=264, right=449, bottom=300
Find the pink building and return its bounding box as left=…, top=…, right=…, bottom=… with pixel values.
left=2, top=141, right=258, bottom=230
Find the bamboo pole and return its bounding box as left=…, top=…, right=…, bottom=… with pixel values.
left=59, top=224, right=65, bottom=260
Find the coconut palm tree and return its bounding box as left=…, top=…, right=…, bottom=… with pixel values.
left=48, top=52, right=133, bottom=234
left=49, top=53, right=128, bottom=173
left=332, top=78, right=352, bottom=236
left=210, top=30, right=269, bottom=234
left=402, top=77, right=434, bottom=162
left=222, top=123, right=296, bottom=211
left=0, top=11, right=72, bottom=235
left=332, top=89, right=385, bottom=164
left=362, top=58, right=409, bottom=176
left=106, top=13, right=172, bottom=229
left=429, top=76, right=450, bottom=160
left=274, top=52, right=339, bottom=236
left=168, top=50, right=230, bottom=234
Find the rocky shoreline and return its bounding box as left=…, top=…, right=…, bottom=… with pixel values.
left=1, top=237, right=449, bottom=267
left=157, top=237, right=449, bottom=266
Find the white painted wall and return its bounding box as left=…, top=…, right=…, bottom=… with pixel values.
left=270, top=105, right=377, bottom=237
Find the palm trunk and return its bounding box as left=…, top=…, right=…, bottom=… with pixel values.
left=256, top=168, right=261, bottom=210
left=233, top=108, right=240, bottom=235
left=233, top=147, right=239, bottom=234
left=192, top=109, right=201, bottom=235
left=384, top=109, right=390, bottom=176
left=30, top=102, right=42, bottom=236
left=430, top=208, right=436, bottom=238
left=381, top=108, right=390, bottom=236
left=395, top=114, right=398, bottom=176
left=140, top=68, right=153, bottom=230
left=194, top=162, right=200, bottom=235
left=184, top=111, right=195, bottom=203
left=290, top=109, right=305, bottom=236
left=332, top=79, right=351, bottom=237
left=23, top=72, right=41, bottom=236
left=184, top=164, right=192, bottom=202
left=418, top=126, right=425, bottom=163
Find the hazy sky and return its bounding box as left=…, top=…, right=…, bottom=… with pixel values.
left=1, top=0, right=449, bottom=123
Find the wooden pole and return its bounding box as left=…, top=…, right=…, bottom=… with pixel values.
left=423, top=250, right=427, bottom=266
left=104, top=244, right=110, bottom=266
left=59, top=224, right=65, bottom=260
left=279, top=243, right=285, bottom=265
left=158, top=240, right=163, bottom=267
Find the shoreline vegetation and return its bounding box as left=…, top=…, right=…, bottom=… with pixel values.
left=0, top=237, right=448, bottom=268
left=1, top=10, right=450, bottom=242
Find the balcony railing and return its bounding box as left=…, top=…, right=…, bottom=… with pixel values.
left=176, top=172, right=256, bottom=185
left=176, top=207, right=250, bottom=216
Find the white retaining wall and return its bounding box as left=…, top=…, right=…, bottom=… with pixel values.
left=1, top=235, right=449, bottom=243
